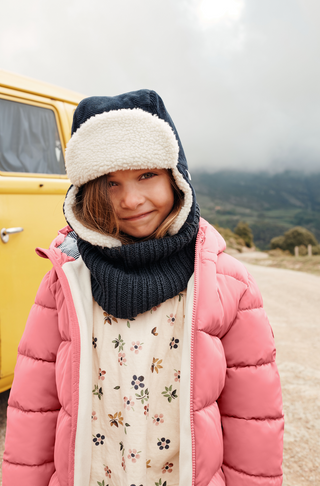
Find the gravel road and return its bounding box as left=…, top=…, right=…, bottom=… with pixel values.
left=237, top=260, right=320, bottom=486
left=0, top=261, right=319, bottom=485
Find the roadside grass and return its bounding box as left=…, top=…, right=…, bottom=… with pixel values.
left=239, top=253, right=320, bottom=277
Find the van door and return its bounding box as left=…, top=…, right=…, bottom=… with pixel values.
left=0, top=96, right=70, bottom=392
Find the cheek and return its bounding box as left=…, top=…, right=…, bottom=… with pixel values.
left=157, top=183, right=174, bottom=213
left=107, top=190, right=120, bottom=212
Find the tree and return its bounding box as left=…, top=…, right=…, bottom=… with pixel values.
left=270, top=226, right=318, bottom=255
left=234, top=221, right=254, bottom=248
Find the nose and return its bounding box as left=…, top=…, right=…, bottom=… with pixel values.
left=120, top=186, right=145, bottom=210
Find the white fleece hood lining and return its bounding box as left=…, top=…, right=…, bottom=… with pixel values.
left=64, top=108, right=193, bottom=247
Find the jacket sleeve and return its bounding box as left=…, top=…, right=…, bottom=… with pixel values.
left=218, top=271, right=284, bottom=486
left=2, top=269, right=63, bottom=486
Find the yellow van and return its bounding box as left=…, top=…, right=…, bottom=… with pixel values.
left=0, top=70, right=84, bottom=392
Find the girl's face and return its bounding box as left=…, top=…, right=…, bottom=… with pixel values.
left=106, top=169, right=175, bottom=238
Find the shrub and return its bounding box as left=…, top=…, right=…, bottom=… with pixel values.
left=234, top=221, right=254, bottom=248
left=270, top=235, right=285, bottom=251
left=214, top=225, right=245, bottom=252
left=270, top=226, right=318, bottom=255
left=298, top=245, right=308, bottom=256
left=268, top=248, right=291, bottom=257
left=312, top=245, right=320, bottom=255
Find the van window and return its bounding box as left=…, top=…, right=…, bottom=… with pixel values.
left=0, top=98, right=66, bottom=174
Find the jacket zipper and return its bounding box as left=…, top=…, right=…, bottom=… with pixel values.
left=190, top=228, right=204, bottom=486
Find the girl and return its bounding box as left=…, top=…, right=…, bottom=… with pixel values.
left=3, top=90, right=284, bottom=486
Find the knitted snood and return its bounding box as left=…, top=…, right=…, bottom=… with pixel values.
left=77, top=205, right=200, bottom=319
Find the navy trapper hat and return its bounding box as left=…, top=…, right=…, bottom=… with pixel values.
left=64, top=89, right=196, bottom=248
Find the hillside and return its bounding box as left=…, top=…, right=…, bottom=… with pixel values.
left=192, top=170, right=320, bottom=250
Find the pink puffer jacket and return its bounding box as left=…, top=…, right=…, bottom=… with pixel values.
left=3, top=218, right=284, bottom=486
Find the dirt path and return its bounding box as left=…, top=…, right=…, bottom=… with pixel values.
left=1, top=262, right=319, bottom=484
left=237, top=260, right=320, bottom=486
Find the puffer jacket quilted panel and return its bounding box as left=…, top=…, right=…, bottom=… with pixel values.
left=193, top=332, right=226, bottom=411
left=55, top=341, right=73, bottom=417
left=223, top=415, right=284, bottom=475
left=49, top=471, right=61, bottom=486
left=3, top=461, right=55, bottom=486
left=54, top=407, right=72, bottom=486
left=8, top=354, right=60, bottom=412
left=222, top=464, right=283, bottom=486
left=219, top=362, right=283, bottom=419
left=207, top=469, right=226, bottom=486
left=4, top=406, right=59, bottom=465
left=193, top=402, right=224, bottom=486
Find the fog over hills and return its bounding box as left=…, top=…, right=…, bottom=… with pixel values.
left=192, top=170, right=320, bottom=249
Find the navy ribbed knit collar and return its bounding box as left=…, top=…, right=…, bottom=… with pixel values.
left=77, top=205, right=200, bottom=319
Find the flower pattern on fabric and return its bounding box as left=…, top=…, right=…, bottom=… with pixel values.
left=93, top=433, right=105, bottom=446
left=169, top=337, right=179, bottom=349
left=112, top=334, right=125, bottom=352
left=144, top=404, right=149, bottom=417
left=92, top=385, right=103, bottom=400
left=162, top=385, right=178, bottom=403
left=98, top=368, right=106, bottom=380
left=130, top=341, right=143, bottom=354
left=150, top=304, right=161, bottom=313
left=126, top=317, right=135, bottom=328
left=91, top=290, right=184, bottom=486
left=157, top=438, right=170, bottom=450
left=108, top=411, right=124, bottom=427
left=118, top=352, right=127, bottom=366
left=119, top=441, right=125, bottom=455
left=174, top=369, right=180, bottom=382
left=127, top=449, right=141, bottom=463
left=135, top=387, right=149, bottom=405
left=152, top=413, right=164, bottom=426
left=151, top=358, right=163, bottom=373
left=91, top=411, right=98, bottom=421
left=131, top=375, right=145, bottom=390
left=155, top=479, right=167, bottom=486
left=166, top=313, right=176, bottom=325
left=162, top=462, right=173, bottom=474
left=103, top=311, right=118, bottom=325
left=123, top=396, right=135, bottom=411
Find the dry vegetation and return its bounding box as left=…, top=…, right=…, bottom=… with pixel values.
left=235, top=250, right=320, bottom=277
left=218, top=224, right=320, bottom=277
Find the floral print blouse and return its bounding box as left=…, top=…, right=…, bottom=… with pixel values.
left=90, top=290, right=185, bottom=486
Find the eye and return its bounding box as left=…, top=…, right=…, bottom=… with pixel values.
left=140, top=172, right=157, bottom=180
left=108, top=181, right=118, bottom=187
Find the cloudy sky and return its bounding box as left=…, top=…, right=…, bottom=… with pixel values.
left=1, top=0, right=320, bottom=172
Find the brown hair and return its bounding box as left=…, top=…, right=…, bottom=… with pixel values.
left=73, top=170, right=184, bottom=244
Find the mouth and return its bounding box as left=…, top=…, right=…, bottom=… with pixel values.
left=120, top=211, right=154, bottom=222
